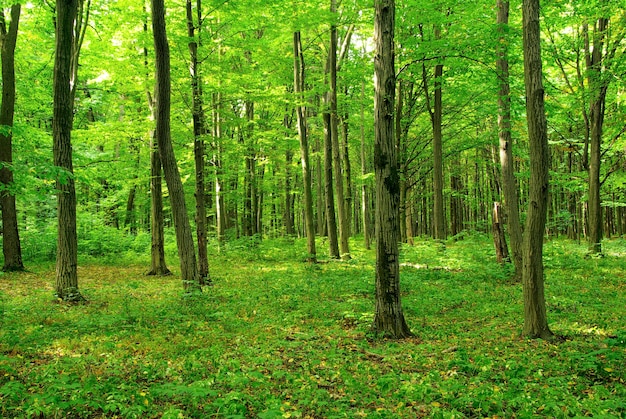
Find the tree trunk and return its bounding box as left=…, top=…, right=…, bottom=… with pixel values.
left=53, top=0, right=83, bottom=301
left=492, top=202, right=510, bottom=264
left=360, top=80, right=371, bottom=250
left=144, top=20, right=170, bottom=276
left=212, top=92, right=226, bottom=246
left=146, top=130, right=171, bottom=276
left=372, top=0, right=411, bottom=339
left=0, top=4, right=23, bottom=272
left=497, top=0, right=523, bottom=279
left=323, top=111, right=340, bottom=258
left=587, top=16, right=610, bottom=255
left=187, top=0, right=209, bottom=283
left=432, top=62, right=446, bottom=240
left=152, top=0, right=200, bottom=292
left=521, top=0, right=552, bottom=339
left=293, top=31, right=316, bottom=261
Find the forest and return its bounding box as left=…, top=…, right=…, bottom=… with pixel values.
left=0, top=0, right=625, bottom=417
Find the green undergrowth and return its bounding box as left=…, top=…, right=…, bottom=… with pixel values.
left=0, top=234, right=624, bottom=418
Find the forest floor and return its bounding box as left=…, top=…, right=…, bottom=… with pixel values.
left=0, top=234, right=625, bottom=418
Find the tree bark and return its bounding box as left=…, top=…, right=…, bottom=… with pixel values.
left=187, top=0, right=209, bottom=283
left=372, top=0, right=411, bottom=339
left=144, top=16, right=170, bottom=277
left=360, top=80, right=371, bottom=250
left=521, top=0, right=552, bottom=339
left=587, top=16, right=610, bottom=255
left=0, top=4, right=23, bottom=272
left=328, top=2, right=350, bottom=259
left=152, top=0, right=200, bottom=291
left=497, top=0, right=523, bottom=279
left=293, top=31, right=317, bottom=262
left=432, top=61, right=446, bottom=240
left=53, top=0, right=83, bottom=301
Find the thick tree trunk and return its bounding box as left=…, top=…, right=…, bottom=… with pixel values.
left=152, top=0, right=200, bottom=291
left=187, top=0, right=209, bottom=283
left=0, top=4, right=23, bottom=272
left=521, top=0, right=552, bottom=339
left=497, top=0, right=523, bottom=279
left=293, top=31, right=316, bottom=261
left=53, top=0, right=82, bottom=301
left=372, top=0, right=411, bottom=339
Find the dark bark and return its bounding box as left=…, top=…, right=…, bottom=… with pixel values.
left=53, top=0, right=82, bottom=301
left=146, top=130, right=171, bottom=276
left=0, top=4, right=23, bottom=272
left=293, top=31, right=316, bottom=261
left=521, top=0, right=552, bottom=339
left=187, top=0, right=209, bottom=282
left=587, top=16, right=610, bottom=255
left=372, top=0, right=412, bottom=339
left=152, top=0, right=200, bottom=291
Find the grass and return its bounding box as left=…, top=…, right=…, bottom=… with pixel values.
left=0, top=233, right=625, bottom=418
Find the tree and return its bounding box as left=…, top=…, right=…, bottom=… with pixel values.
left=53, top=0, right=83, bottom=301
left=372, top=0, right=412, bottom=339
left=496, top=0, right=523, bottom=278
left=0, top=4, right=24, bottom=272
left=151, top=0, right=200, bottom=291
left=144, top=13, right=170, bottom=277
left=186, top=0, right=210, bottom=282
left=293, top=31, right=317, bottom=262
left=521, top=0, right=552, bottom=339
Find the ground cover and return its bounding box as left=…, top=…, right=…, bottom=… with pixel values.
left=0, top=234, right=624, bottom=418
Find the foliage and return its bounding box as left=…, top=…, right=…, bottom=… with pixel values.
left=1, top=235, right=624, bottom=418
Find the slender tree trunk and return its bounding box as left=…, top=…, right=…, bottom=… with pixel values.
left=53, top=0, right=83, bottom=301
left=497, top=0, right=523, bottom=279
left=0, top=4, right=23, bottom=272
left=146, top=130, right=171, bottom=276
left=187, top=0, right=209, bottom=282
left=212, top=92, right=226, bottom=246
left=360, top=80, right=371, bottom=250
left=328, top=0, right=349, bottom=259
left=124, top=138, right=140, bottom=235
left=152, top=0, right=200, bottom=291
left=293, top=31, right=316, bottom=261
left=587, top=16, right=610, bottom=255
left=521, top=0, right=552, bottom=339
left=372, top=0, right=411, bottom=339
left=432, top=62, right=446, bottom=240
left=323, top=112, right=340, bottom=258
left=144, top=17, right=170, bottom=276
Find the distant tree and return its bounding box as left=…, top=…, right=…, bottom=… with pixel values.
left=372, top=0, right=412, bottom=339
left=151, top=0, right=200, bottom=291
left=0, top=4, right=24, bottom=272
left=521, top=0, right=552, bottom=339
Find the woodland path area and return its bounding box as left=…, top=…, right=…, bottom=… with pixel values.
left=1, top=236, right=625, bottom=418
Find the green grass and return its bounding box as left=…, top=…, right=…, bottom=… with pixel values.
left=0, top=234, right=624, bottom=418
